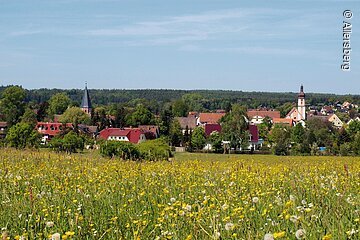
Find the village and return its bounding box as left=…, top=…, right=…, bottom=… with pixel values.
left=0, top=84, right=359, bottom=156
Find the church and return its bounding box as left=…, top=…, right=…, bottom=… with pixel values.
left=286, top=85, right=306, bottom=123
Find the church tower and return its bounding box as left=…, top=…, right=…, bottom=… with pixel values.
left=297, top=85, right=306, bottom=120
left=81, top=82, right=92, bottom=115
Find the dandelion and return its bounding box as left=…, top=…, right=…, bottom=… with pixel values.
left=290, top=215, right=299, bottom=223
left=264, top=233, right=274, bottom=240
left=170, top=197, right=176, bottom=203
left=185, top=204, right=192, bottom=211
left=46, top=221, right=54, bottom=228
left=221, top=203, right=229, bottom=211
left=295, top=229, right=306, bottom=239
left=224, top=222, right=234, bottom=231
left=322, top=234, right=332, bottom=240
left=252, top=197, right=259, bottom=203
left=273, top=231, right=286, bottom=238
left=51, top=233, right=61, bottom=240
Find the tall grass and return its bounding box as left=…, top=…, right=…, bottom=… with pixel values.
left=0, top=150, right=359, bottom=239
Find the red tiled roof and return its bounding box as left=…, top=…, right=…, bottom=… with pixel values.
left=247, top=110, right=280, bottom=119
left=199, top=113, right=226, bottom=124
left=273, top=118, right=294, bottom=127
left=99, top=128, right=145, bottom=144
left=36, top=122, right=73, bottom=136
left=138, top=125, right=159, bottom=137
left=249, top=125, right=259, bottom=142
left=204, top=123, right=221, bottom=136
left=176, top=117, right=197, bottom=129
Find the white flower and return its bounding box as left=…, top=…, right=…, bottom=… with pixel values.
left=264, top=233, right=274, bottom=240
left=170, top=197, right=176, bottom=203
left=214, top=231, right=221, bottom=239
left=185, top=204, right=192, bottom=211
left=221, top=203, right=229, bottom=211
left=252, top=197, right=259, bottom=203
left=51, top=233, right=61, bottom=240
left=224, top=222, right=234, bottom=231
left=229, top=181, right=235, bottom=187
left=46, top=221, right=54, bottom=228
left=295, top=229, right=306, bottom=239
left=301, top=200, right=307, bottom=205
left=290, top=215, right=299, bottom=223
left=290, top=195, right=296, bottom=201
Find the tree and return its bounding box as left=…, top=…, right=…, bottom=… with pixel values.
left=182, top=93, right=204, bottom=112
left=269, top=125, right=291, bottom=155
left=209, top=131, right=222, bottom=153
left=62, top=131, right=84, bottom=153
left=172, top=99, right=188, bottom=117
left=169, top=119, right=182, bottom=146
left=0, top=86, right=26, bottom=126
left=59, top=107, right=91, bottom=125
left=291, top=123, right=305, bottom=143
left=352, top=132, right=360, bottom=155
left=126, top=104, right=155, bottom=127
left=5, top=123, right=40, bottom=149
left=220, top=104, right=249, bottom=150
left=47, top=93, right=71, bottom=116
left=159, top=106, right=173, bottom=136
left=21, top=107, right=38, bottom=128
left=50, top=131, right=84, bottom=153
left=191, top=127, right=206, bottom=151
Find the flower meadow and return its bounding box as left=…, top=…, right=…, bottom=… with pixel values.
left=0, top=150, right=359, bottom=240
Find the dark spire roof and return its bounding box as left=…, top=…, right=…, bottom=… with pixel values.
left=81, top=82, right=92, bottom=109
left=298, top=84, right=305, bottom=98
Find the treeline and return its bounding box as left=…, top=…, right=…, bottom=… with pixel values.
left=1, top=86, right=359, bottom=111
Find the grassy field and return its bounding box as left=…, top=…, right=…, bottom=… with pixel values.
left=0, top=150, right=359, bottom=239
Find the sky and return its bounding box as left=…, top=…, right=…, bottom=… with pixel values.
left=0, top=0, right=359, bottom=94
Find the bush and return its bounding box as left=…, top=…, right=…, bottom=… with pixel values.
left=100, top=139, right=171, bottom=161
left=6, top=123, right=40, bottom=149
left=49, top=131, right=84, bottom=153
left=138, top=138, right=172, bottom=161
left=100, top=141, right=140, bottom=160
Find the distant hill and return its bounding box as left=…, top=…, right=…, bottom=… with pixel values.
left=1, top=86, right=359, bottom=109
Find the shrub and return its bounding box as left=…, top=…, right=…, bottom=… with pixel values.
left=49, top=131, right=84, bottom=153
left=100, top=141, right=140, bottom=160
left=138, top=138, right=172, bottom=161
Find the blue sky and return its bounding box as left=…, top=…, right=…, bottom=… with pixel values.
left=0, top=0, right=359, bottom=94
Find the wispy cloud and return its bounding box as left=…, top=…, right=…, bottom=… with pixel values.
left=9, top=30, right=43, bottom=36
left=178, top=45, right=307, bottom=56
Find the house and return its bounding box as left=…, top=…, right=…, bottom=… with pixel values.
left=347, top=117, right=360, bottom=125
left=138, top=125, right=160, bottom=139
left=78, top=124, right=98, bottom=138
left=0, top=122, right=8, bottom=139
left=176, top=117, right=197, bottom=135
left=36, top=122, right=73, bottom=143
left=204, top=123, right=221, bottom=136
left=98, top=128, right=146, bottom=144
left=248, top=125, right=262, bottom=150
left=273, top=118, right=295, bottom=127
left=328, top=114, right=344, bottom=128
left=307, top=114, right=343, bottom=128
left=247, top=110, right=280, bottom=124
left=320, top=106, right=334, bottom=115
left=197, top=112, right=226, bottom=125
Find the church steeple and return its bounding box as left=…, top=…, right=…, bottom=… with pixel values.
left=297, top=84, right=306, bottom=120
left=81, top=82, right=92, bottom=115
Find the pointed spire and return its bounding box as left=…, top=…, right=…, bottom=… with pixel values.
left=81, top=82, right=92, bottom=109
left=298, top=84, right=305, bottom=98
